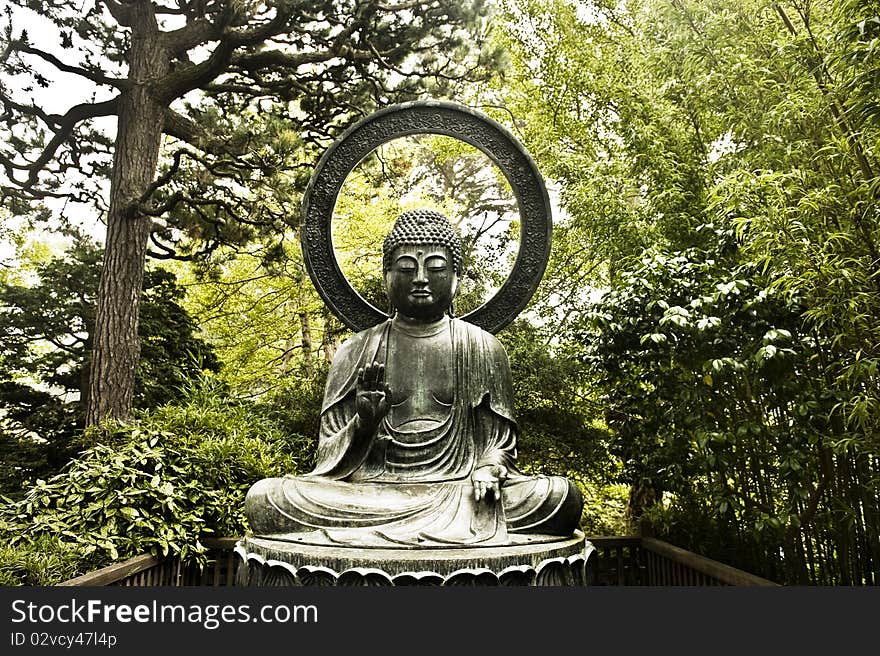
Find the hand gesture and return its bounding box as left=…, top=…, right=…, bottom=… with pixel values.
left=355, top=361, right=391, bottom=432
left=472, top=464, right=508, bottom=504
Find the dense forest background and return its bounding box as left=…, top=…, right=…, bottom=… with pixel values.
left=1, top=0, right=878, bottom=586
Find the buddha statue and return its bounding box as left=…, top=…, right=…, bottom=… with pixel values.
left=246, top=209, right=583, bottom=547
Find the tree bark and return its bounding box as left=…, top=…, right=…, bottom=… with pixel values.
left=86, top=3, right=169, bottom=426
left=626, top=481, right=657, bottom=528
left=299, top=311, right=313, bottom=375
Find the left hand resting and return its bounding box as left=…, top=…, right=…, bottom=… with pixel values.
left=472, top=464, right=508, bottom=503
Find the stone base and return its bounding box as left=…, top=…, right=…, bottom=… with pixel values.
left=234, top=531, right=595, bottom=586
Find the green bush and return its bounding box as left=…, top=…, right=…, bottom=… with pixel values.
left=257, top=366, right=326, bottom=472
left=0, top=381, right=301, bottom=585
left=0, top=535, right=98, bottom=586
left=578, top=481, right=631, bottom=537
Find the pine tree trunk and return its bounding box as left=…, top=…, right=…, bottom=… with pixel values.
left=86, top=4, right=168, bottom=427
left=299, top=311, right=313, bottom=374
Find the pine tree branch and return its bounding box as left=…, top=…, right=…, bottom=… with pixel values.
left=154, top=4, right=188, bottom=15
left=15, top=43, right=129, bottom=90
left=161, top=107, right=210, bottom=146
left=0, top=184, right=71, bottom=202
left=376, top=1, right=430, bottom=9
left=162, top=17, right=222, bottom=56
left=229, top=46, right=369, bottom=72
left=161, top=107, right=245, bottom=155
left=138, top=148, right=189, bottom=203
left=0, top=94, right=56, bottom=129
left=225, top=5, right=297, bottom=48
left=156, top=5, right=298, bottom=102
left=0, top=97, right=119, bottom=189
left=162, top=0, right=255, bottom=53
left=97, top=0, right=134, bottom=27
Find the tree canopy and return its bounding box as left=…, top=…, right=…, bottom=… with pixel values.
left=491, top=0, right=880, bottom=584
left=0, top=0, right=500, bottom=425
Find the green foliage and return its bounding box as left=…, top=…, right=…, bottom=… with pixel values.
left=583, top=225, right=879, bottom=584
left=136, top=269, right=222, bottom=408
left=578, top=482, right=631, bottom=537
left=172, top=244, right=327, bottom=397
left=499, top=320, right=612, bottom=481
left=833, top=0, right=880, bottom=135
left=493, top=0, right=880, bottom=584
left=0, top=239, right=220, bottom=494
left=258, top=366, right=329, bottom=473
left=0, top=535, right=98, bottom=586
left=494, top=320, right=628, bottom=533
left=709, top=167, right=880, bottom=440
left=0, top=380, right=301, bottom=585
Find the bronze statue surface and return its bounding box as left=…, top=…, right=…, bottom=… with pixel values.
left=246, top=210, right=582, bottom=548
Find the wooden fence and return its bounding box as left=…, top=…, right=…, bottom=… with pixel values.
left=60, top=536, right=778, bottom=586
left=589, top=536, right=778, bottom=586
left=59, top=538, right=239, bottom=587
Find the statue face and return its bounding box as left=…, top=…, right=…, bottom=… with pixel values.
left=385, top=244, right=457, bottom=321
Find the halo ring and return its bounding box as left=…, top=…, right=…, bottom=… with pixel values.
left=301, top=100, right=552, bottom=334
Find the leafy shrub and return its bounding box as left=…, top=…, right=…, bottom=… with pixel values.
left=258, top=365, right=326, bottom=471
left=582, top=227, right=879, bottom=584
left=0, top=535, right=98, bottom=586
left=578, top=481, right=631, bottom=537
left=499, top=320, right=615, bottom=481
left=0, top=380, right=302, bottom=584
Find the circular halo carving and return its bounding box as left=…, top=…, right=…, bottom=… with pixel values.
left=301, top=100, right=552, bottom=334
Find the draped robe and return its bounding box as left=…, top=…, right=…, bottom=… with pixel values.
left=245, top=318, right=582, bottom=547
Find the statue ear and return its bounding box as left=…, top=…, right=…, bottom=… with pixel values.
left=383, top=270, right=395, bottom=316
left=448, top=273, right=459, bottom=317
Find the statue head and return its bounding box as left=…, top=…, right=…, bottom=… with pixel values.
left=382, top=209, right=462, bottom=321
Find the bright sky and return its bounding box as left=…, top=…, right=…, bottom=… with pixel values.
left=0, top=4, right=116, bottom=268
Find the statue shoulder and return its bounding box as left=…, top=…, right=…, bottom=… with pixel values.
left=333, top=321, right=388, bottom=361
left=452, top=318, right=510, bottom=362
left=452, top=318, right=516, bottom=420
left=452, top=316, right=501, bottom=342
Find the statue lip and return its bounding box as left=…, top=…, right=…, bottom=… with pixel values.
left=409, top=290, right=431, bottom=297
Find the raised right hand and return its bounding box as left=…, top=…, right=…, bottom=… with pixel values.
left=355, top=360, right=391, bottom=431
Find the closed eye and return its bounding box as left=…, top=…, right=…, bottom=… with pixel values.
left=395, top=255, right=418, bottom=272
left=425, top=256, right=447, bottom=270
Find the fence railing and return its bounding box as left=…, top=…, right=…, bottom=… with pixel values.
left=588, top=537, right=645, bottom=586
left=60, top=536, right=778, bottom=587
left=589, top=536, right=779, bottom=586
left=59, top=538, right=239, bottom=587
